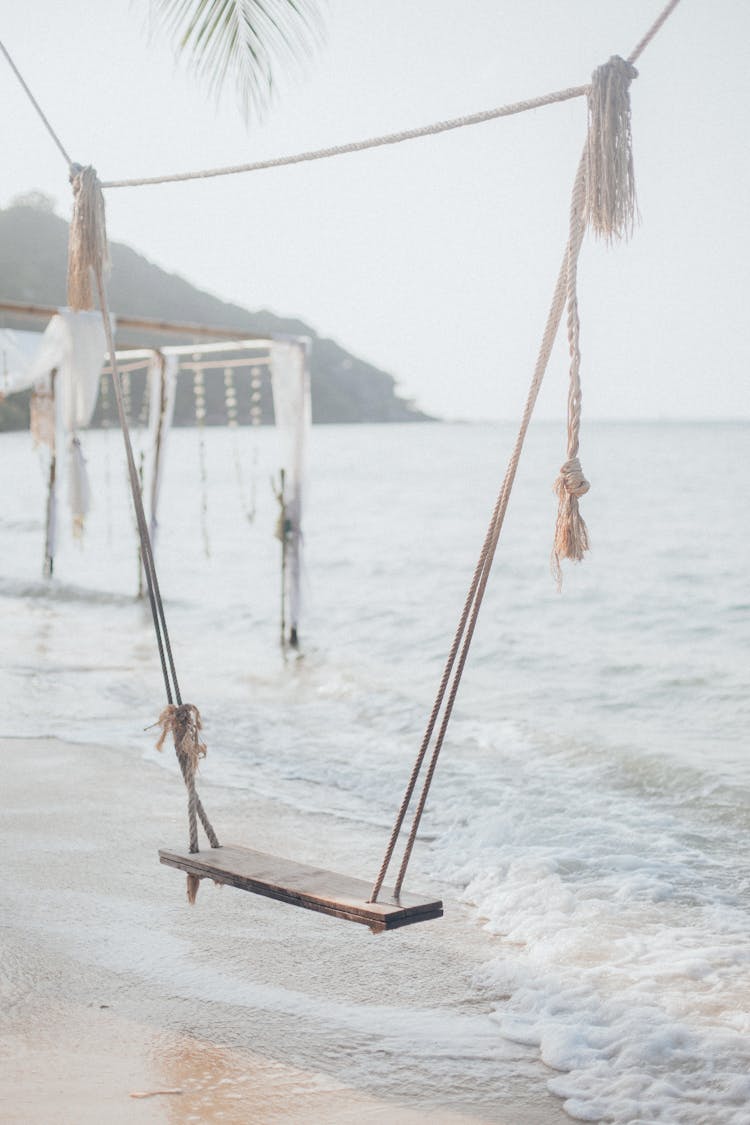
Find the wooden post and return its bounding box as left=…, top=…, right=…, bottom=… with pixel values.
left=278, top=468, right=287, bottom=649
left=149, top=356, right=167, bottom=546
left=137, top=450, right=145, bottom=598
left=42, top=368, right=57, bottom=579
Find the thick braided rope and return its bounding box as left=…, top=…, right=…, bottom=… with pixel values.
left=176, top=752, right=219, bottom=848
left=155, top=704, right=220, bottom=856
left=89, top=244, right=181, bottom=707
left=369, top=151, right=587, bottom=902
left=628, top=0, right=683, bottom=65
left=0, top=39, right=72, bottom=166
left=100, top=87, right=589, bottom=189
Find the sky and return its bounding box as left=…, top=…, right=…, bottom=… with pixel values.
left=0, top=0, right=748, bottom=421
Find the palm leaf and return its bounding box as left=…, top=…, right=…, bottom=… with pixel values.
left=151, top=0, right=324, bottom=120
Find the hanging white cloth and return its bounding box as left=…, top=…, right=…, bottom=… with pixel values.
left=26, top=310, right=109, bottom=537
left=145, top=351, right=178, bottom=547
left=0, top=328, right=45, bottom=396
left=270, top=340, right=311, bottom=640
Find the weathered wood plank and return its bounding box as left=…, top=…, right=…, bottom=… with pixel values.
left=159, top=844, right=443, bottom=932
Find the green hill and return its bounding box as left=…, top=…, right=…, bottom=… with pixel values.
left=0, top=198, right=431, bottom=428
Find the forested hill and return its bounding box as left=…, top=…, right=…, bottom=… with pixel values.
left=0, top=198, right=431, bottom=428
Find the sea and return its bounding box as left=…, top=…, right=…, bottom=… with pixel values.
left=1, top=418, right=749, bottom=1123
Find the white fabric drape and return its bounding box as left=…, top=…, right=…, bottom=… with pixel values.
left=26, top=310, right=108, bottom=537
left=0, top=329, right=45, bottom=396
left=270, top=341, right=311, bottom=637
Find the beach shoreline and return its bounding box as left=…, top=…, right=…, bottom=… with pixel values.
left=0, top=735, right=568, bottom=1124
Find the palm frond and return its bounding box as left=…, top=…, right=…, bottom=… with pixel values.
left=151, top=0, right=324, bottom=121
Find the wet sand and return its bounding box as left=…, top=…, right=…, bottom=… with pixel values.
left=0, top=736, right=569, bottom=1124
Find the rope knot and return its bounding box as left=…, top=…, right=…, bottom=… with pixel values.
left=596, top=54, right=638, bottom=88
left=587, top=54, right=639, bottom=242
left=554, top=456, right=590, bottom=499
left=154, top=703, right=206, bottom=773
left=551, top=456, right=591, bottom=587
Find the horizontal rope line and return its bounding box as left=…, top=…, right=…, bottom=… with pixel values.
left=100, top=84, right=589, bottom=190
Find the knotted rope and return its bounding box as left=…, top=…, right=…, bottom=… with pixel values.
left=154, top=702, right=207, bottom=770
left=550, top=52, right=637, bottom=584
left=154, top=703, right=220, bottom=903
left=552, top=149, right=590, bottom=584
left=67, top=166, right=220, bottom=901
left=372, top=54, right=644, bottom=890
left=66, top=166, right=178, bottom=697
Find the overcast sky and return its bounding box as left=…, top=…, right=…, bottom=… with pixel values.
left=1, top=0, right=748, bottom=421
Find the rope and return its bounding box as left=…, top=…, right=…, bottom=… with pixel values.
left=369, top=150, right=588, bottom=903
left=91, top=265, right=178, bottom=706
left=154, top=705, right=220, bottom=845
left=1, top=0, right=683, bottom=195
left=155, top=703, right=220, bottom=902
left=100, top=86, right=589, bottom=189
left=66, top=166, right=220, bottom=870
left=0, top=39, right=72, bottom=166
left=369, top=5, right=685, bottom=899
left=627, top=0, right=683, bottom=65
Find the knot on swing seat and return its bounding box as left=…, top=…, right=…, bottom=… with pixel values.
left=154, top=703, right=206, bottom=772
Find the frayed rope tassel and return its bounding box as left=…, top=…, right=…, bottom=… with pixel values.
left=552, top=456, right=590, bottom=588
left=586, top=55, right=639, bottom=243
left=67, top=164, right=109, bottom=311
left=154, top=703, right=207, bottom=771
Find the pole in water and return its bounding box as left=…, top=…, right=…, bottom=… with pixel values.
left=276, top=467, right=287, bottom=648
left=137, top=450, right=146, bottom=599
left=42, top=368, right=57, bottom=578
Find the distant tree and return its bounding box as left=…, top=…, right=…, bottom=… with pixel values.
left=150, top=0, right=324, bottom=120
left=10, top=191, right=57, bottom=213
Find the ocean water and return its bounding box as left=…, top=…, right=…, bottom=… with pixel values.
left=1, top=419, right=749, bottom=1123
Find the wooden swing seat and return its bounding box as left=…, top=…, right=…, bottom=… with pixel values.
left=159, top=844, right=443, bottom=932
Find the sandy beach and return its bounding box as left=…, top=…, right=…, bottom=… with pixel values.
left=0, top=735, right=569, bottom=1124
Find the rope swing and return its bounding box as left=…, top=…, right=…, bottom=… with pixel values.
left=0, top=0, right=684, bottom=925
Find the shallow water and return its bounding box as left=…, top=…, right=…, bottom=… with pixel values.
left=1, top=419, right=749, bottom=1123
